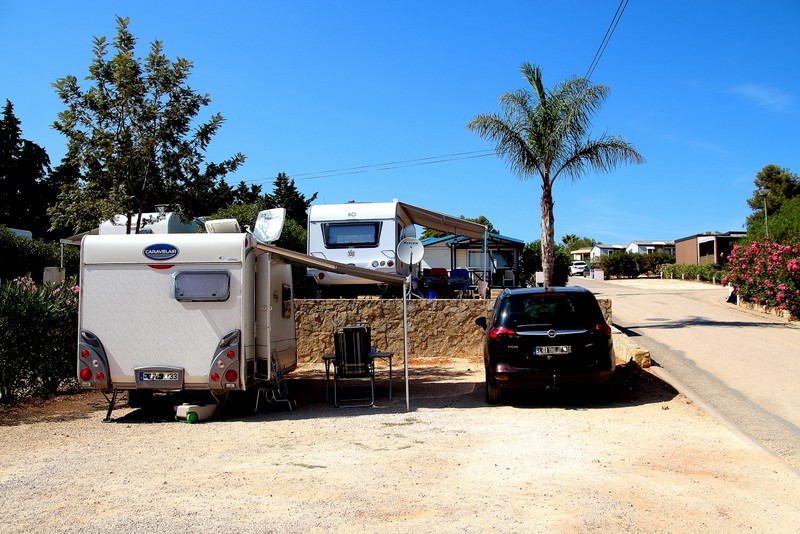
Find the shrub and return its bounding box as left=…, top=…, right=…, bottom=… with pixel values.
left=723, top=240, right=800, bottom=318
left=636, top=253, right=676, bottom=276
left=660, top=263, right=726, bottom=283
left=0, top=277, right=79, bottom=403
left=0, top=228, right=80, bottom=283
left=597, top=252, right=640, bottom=278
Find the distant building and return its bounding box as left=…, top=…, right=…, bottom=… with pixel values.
left=571, top=247, right=593, bottom=262
left=675, top=232, right=746, bottom=265
left=625, top=240, right=675, bottom=255
left=421, top=233, right=525, bottom=287
left=589, top=244, right=626, bottom=262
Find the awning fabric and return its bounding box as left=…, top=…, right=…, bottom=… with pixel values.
left=397, top=202, right=486, bottom=240
left=256, top=244, right=406, bottom=285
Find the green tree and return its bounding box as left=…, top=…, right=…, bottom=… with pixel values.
left=270, top=172, right=317, bottom=227
left=0, top=100, right=55, bottom=238
left=748, top=196, right=800, bottom=244
left=208, top=172, right=316, bottom=252
left=745, top=164, right=800, bottom=232
left=50, top=16, right=245, bottom=234
left=468, top=63, right=643, bottom=286
left=561, top=234, right=596, bottom=253
left=518, top=239, right=570, bottom=286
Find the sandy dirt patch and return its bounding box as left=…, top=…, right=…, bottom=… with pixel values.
left=2, top=361, right=799, bottom=533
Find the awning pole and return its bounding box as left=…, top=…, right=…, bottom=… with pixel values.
left=403, top=276, right=410, bottom=411
left=482, top=229, right=488, bottom=296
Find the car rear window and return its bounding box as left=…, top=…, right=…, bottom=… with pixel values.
left=497, top=293, right=602, bottom=331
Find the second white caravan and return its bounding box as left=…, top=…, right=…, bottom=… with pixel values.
left=306, top=200, right=417, bottom=296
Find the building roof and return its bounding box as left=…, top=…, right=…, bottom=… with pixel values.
left=675, top=231, right=747, bottom=243
left=421, top=233, right=525, bottom=247
left=592, top=244, right=626, bottom=250
left=628, top=240, right=675, bottom=246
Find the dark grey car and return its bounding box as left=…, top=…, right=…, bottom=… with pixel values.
left=475, top=286, right=614, bottom=404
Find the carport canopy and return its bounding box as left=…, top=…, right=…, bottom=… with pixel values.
left=397, top=202, right=487, bottom=240
left=256, top=244, right=406, bottom=285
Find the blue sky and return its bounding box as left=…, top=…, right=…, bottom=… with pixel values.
left=2, top=1, right=798, bottom=245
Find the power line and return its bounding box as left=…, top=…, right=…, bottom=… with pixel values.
left=239, top=4, right=630, bottom=188
left=584, top=0, right=630, bottom=81
left=238, top=149, right=496, bottom=184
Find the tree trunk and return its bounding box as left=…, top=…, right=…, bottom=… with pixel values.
left=540, top=181, right=556, bottom=287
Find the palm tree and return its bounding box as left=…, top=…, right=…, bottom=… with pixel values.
left=468, top=63, right=643, bottom=286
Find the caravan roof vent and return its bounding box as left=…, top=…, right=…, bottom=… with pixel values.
left=204, top=219, right=241, bottom=234
left=252, top=208, right=286, bottom=244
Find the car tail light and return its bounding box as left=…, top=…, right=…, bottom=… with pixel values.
left=210, top=372, right=220, bottom=382
left=318, top=273, right=325, bottom=280
left=488, top=327, right=517, bottom=339
left=495, top=373, right=509, bottom=381
left=227, top=350, right=235, bottom=359
left=80, top=368, right=92, bottom=381
left=81, top=349, right=90, bottom=358
left=225, top=370, right=238, bottom=382
left=387, top=260, right=394, bottom=267
left=588, top=323, right=612, bottom=335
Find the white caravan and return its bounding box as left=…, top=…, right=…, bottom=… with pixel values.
left=307, top=200, right=417, bottom=296
left=78, top=218, right=297, bottom=420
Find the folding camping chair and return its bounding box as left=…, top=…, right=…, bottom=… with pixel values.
left=332, top=323, right=375, bottom=408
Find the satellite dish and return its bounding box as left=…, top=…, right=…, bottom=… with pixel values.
left=396, top=237, right=424, bottom=265
left=252, top=208, right=286, bottom=244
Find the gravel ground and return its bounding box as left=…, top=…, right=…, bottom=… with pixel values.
left=2, top=358, right=800, bottom=533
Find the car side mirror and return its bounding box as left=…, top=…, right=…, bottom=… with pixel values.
left=475, top=317, right=487, bottom=330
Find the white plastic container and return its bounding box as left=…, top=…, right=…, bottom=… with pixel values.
left=175, top=403, right=218, bottom=423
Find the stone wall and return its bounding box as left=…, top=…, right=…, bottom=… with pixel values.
left=737, top=299, right=798, bottom=321
left=294, top=298, right=631, bottom=364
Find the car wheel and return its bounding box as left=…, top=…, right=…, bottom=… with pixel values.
left=485, top=370, right=502, bottom=405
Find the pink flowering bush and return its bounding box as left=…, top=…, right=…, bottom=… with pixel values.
left=723, top=240, right=800, bottom=319
left=0, top=277, right=79, bottom=403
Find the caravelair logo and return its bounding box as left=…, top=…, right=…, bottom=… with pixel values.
left=143, top=243, right=179, bottom=261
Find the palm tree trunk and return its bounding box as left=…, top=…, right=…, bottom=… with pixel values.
left=540, top=181, right=556, bottom=286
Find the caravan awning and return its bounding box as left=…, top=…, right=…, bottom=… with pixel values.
left=397, top=202, right=486, bottom=240
left=256, top=244, right=406, bottom=285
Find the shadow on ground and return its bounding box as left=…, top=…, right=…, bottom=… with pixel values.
left=1, top=361, right=678, bottom=425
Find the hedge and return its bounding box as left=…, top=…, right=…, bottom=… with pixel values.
left=0, top=277, right=79, bottom=403
left=0, top=228, right=80, bottom=283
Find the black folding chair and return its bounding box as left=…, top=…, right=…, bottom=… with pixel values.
left=332, top=323, right=375, bottom=408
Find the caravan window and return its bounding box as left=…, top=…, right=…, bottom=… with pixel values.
left=173, top=271, right=230, bottom=302
left=323, top=222, right=382, bottom=248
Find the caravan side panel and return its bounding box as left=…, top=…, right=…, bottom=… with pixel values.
left=255, top=254, right=297, bottom=376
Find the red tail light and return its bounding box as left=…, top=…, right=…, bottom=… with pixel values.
left=227, top=350, right=235, bottom=359
left=81, top=349, right=90, bottom=358
left=80, top=368, right=92, bottom=381
left=210, top=372, right=220, bottom=382
left=589, top=323, right=612, bottom=335
left=488, top=327, right=517, bottom=339
left=225, top=370, right=238, bottom=382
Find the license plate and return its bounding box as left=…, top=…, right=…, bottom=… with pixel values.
left=139, top=371, right=179, bottom=381
left=534, top=345, right=572, bottom=356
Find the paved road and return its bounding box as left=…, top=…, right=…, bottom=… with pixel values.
left=573, top=276, right=800, bottom=472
